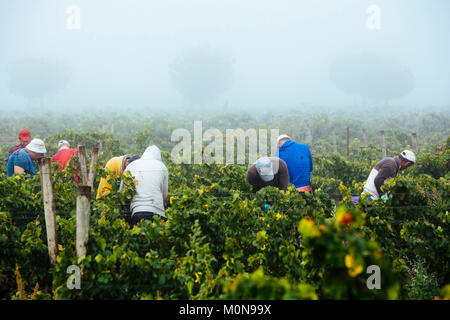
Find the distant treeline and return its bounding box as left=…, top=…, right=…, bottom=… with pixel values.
left=0, top=108, right=449, bottom=160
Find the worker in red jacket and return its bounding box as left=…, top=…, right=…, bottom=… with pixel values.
left=51, top=140, right=79, bottom=170
left=51, top=140, right=80, bottom=184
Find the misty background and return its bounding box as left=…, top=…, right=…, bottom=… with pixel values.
left=1, top=0, right=450, bottom=115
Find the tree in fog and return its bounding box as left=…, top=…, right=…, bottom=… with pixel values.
left=330, top=53, right=415, bottom=104
left=169, top=45, right=234, bottom=109
left=7, top=57, right=70, bottom=108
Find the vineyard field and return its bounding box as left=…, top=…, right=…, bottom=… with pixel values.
left=0, top=111, right=449, bottom=300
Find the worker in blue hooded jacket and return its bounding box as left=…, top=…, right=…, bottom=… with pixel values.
left=276, top=135, right=313, bottom=198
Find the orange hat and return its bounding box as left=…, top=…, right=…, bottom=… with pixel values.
left=19, top=129, right=31, bottom=143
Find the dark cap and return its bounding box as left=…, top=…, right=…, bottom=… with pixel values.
left=129, top=156, right=140, bottom=163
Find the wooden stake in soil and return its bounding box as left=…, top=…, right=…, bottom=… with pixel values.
left=332, top=128, right=337, bottom=153
left=412, top=133, right=418, bottom=154
left=76, top=186, right=91, bottom=263
left=98, top=138, right=103, bottom=154
left=362, top=129, right=368, bottom=148
left=88, top=145, right=99, bottom=188
left=380, top=130, right=386, bottom=158
left=77, top=144, right=89, bottom=186
left=39, top=158, right=58, bottom=265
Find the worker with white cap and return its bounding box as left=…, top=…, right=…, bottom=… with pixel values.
left=362, top=150, right=416, bottom=201
left=246, top=156, right=290, bottom=193
left=277, top=135, right=291, bottom=146
left=7, top=138, right=47, bottom=178
left=57, top=140, right=70, bottom=150
left=276, top=134, right=314, bottom=199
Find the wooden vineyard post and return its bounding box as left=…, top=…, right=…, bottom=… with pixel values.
left=76, top=186, right=91, bottom=263
left=304, top=121, right=313, bottom=146
left=346, top=127, right=350, bottom=157
left=332, top=128, right=337, bottom=153
left=412, top=133, right=418, bottom=154
left=39, top=158, right=58, bottom=265
left=88, top=144, right=99, bottom=188
left=380, top=130, right=386, bottom=158
left=98, top=138, right=103, bottom=154
left=362, top=129, right=368, bottom=148
left=77, top=143, right=89, bottom=185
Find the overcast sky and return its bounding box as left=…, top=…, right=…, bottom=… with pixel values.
left=1, top=0, right=449, bottom=113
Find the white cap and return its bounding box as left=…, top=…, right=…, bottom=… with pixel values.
left=256, top=157, right=274, bottom=182
left=400, top=150, right=416, bottom=163
left=58, top=140, right=70, bottom=148
left=277, top=134, right=290, bottom=144
left=26, top=138, right=47, bottom=154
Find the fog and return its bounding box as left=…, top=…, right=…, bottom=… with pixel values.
left=1, top=0, right=449, bottom=114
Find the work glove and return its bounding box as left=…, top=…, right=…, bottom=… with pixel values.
left=264, top=204, right=271, bottom=212
left=380, top=192, right=391, bottom=203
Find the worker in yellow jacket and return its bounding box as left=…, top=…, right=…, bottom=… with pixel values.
left=96, top=155, right=140, bottom=199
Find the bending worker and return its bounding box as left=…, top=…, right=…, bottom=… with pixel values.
left=96, top=154, right=140, bottom=199
left=123, top=145, right=168, bottom=226
left=362, top=150, right=416, bottom=201
left=7, top=138, right=47, bottom=178
left=51, top=140, right=78, bottom=171
left=246, top=156, right=289, bottom=193
left=276, top=134, right=313, bottom=198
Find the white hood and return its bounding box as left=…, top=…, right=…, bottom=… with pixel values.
left=124, top=145, right=168, bottom=217
left=141, top=145, right=162, bottom=161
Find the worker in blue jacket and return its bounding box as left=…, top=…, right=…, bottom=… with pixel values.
left=276, top=135, right=313, bottom=199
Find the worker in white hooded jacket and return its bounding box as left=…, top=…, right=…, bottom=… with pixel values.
left=123, top=145, right=169, bottom=226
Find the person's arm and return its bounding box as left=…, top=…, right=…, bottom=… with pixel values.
left=246, top=165, right=259, bottom=193
left=374, top=165, right=395, bottom=196
left=162, top=169, right=169, bottom=202
left=119, top=165, right=132, bottom=193
left=96, top=159, right=115, bottom=199
left=278, top=161, right=290, bottom=191
left=13, top=151, right=30, bottom=175
left=97, top=177, right=112, bottom=198
left=14, top=166, right=25, bottom=175
left=308, top=147, right=313, bottom=172
left=245, top=166, right=252, bottom=184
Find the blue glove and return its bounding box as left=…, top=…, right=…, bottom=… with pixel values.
left=264, top=204, right=271, bottom=212
left=380, top=192, right=391, bottom=203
